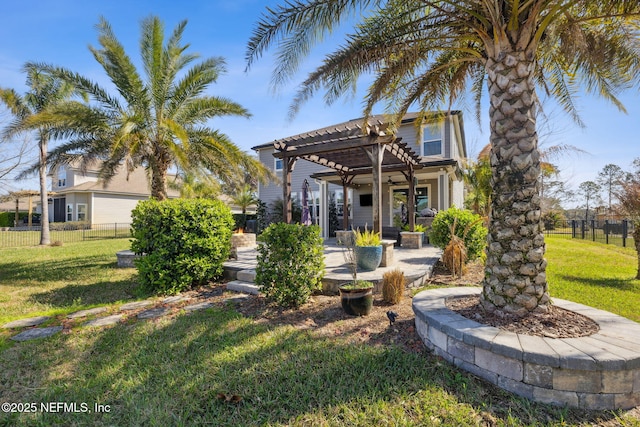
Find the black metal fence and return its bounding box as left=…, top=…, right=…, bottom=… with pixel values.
left=0, top=223, right=131, bottom=248
left=544, top=219, right=635, bottom=248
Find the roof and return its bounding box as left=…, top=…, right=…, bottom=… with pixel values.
left=54, top=166, right=180, bottom=198
left=251, top=111, right=463, bottom=151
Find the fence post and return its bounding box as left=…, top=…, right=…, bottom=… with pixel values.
left=605, top=220, right=609, bottom=244
left=581, top=220, right=586, bottom=240
left=115, top=223, right=117, bottom=239
left=591, top=220, right=595, bottom=241
left=623, top=220, right=628, bottom=248
left=572, top=220, right=576, bottom=238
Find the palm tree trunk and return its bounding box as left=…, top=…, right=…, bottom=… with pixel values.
left=480, top=51, right=550, bottom=316
left=150, top=155, right=170, bottom=201
left=39, top=135, right=51, bottom=246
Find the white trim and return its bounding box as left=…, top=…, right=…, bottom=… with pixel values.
left=421, top=123, right=444, bottom=157
left=76, top=203, right=88, bottom=222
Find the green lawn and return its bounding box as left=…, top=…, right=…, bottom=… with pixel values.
left=545, top=235, right=640, bottom=322
left=0, top=237, right=639, bottom=426
left=0, top=239, right=139, bottom=324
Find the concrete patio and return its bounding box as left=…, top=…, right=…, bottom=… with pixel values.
left=223, top=238, right=442, bottom=294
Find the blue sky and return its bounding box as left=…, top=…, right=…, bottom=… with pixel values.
left=1, top=0, right=638, bottom=207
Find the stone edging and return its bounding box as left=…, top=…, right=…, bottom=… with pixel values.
left=412, top=287, right=640, bottom=410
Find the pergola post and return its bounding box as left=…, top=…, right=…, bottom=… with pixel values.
left=282, top=155, right=297, bottom=224
left=364, top=143, right=384, bottom=235
left=407, top=165, right=415, bottom=231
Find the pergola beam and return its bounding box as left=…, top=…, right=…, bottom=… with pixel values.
left=272, top=119, right=423, bottom=232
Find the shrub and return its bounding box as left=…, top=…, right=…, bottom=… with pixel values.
left=382, top=269, right=405, bottom=304
left=256, top=223, right=324, bottom=307
left=429, top=207, right=487, bottom=261
left=130, top=198, right=234, bottom=295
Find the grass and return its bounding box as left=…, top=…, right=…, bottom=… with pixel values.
left=0, top=239, right=140, bottom=324
left=545, top=235, right=640, bottom=322
left=0, top=237, right=639, bottom=426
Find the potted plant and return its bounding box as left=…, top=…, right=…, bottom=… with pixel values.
left=339, top=236, right=374, bottom=316
left=354, top=225, right=383, bottom=271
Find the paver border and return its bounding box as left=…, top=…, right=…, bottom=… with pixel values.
left=412, top=287, right=640, bottom=410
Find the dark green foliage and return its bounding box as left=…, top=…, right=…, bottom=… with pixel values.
left=328, top=194, right=340, bottom=237
left=0, top=212, right=28, bottom=227
left=429, top=207, right=487, bottom=261
left=130, top=198, right=234, bottom=295
left=269, top=198, right=302, bottom=224
left=256, top=199, right=269, bottom=233
left=256, top=223, right=324, bottom=307
left=233, top=213, right=257, bottom=231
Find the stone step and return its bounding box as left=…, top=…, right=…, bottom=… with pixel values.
left=236, top=269, right=256, bottom=283
left=227, top=280, right=261, bottom=295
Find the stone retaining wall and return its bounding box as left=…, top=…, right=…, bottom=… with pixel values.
left=413, top=287, right=640, bottom=410
left=231, top=232, right=256, bottom=248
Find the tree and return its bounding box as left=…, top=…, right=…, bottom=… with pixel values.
left=230, top=184, right=258, bottom=230
left=577, top=181, right=602, bottom=222
left=597, top=164, right=625, bottom=216
left=462, top=157, right=491, bottom=219
left=247, top=0, right=640, bottom=316
left=0, top=65, right=84, bottom=245
left=33, top=16, right=269, bottom=201
left=613, top=164, right=640, bottom=279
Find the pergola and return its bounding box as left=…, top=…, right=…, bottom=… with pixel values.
left=272, top=118, right=424, bottom=234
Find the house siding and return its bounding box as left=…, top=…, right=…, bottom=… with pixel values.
left=92, top=194, right=146, bottom=224
left=257, top=148, right=326, bottom=208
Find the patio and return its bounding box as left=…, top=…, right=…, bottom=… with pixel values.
left=223, top=239, right=442, bottom=294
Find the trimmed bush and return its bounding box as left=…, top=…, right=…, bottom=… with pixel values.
left=256, top=223, right=324, bottom=307
left=130, top=198, right=234, bottom=295
left=0, top=212, right=28, bottom=227
left=429, top=207, right=487, bottom=261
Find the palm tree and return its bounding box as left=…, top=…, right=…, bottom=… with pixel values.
left=462, top=157, right=492, bottom=219
left=246, top=1, right=640, bottom=316
left=168, top=172, right=220, bottom=199
left=230, top=184, right=258, bottom=231
left=0, top=65, right=84, bottom=245
left=32, top=16, right=270, bottom=201
left=231, top=184, right=258, bottom=216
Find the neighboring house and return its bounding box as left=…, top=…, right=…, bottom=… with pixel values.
left=46, top=162, right=179, bottom=225
left=253, top=111, right=467, bottom=237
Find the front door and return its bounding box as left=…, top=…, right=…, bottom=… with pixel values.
left=53, top=197, right=66, bottom=222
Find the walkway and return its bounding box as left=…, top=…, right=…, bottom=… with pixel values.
left=224, top=239, right=442, bottom=293
left=2, top=288, right=247, bottom=343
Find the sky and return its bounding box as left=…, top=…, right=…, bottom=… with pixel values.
left=1, top=0, right=639, bottom=208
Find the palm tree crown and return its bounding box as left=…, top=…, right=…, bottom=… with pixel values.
left=0, top=65, right=84, bottom=245
left=247, top=0, right=640, bottom=316
left=33, top=15, right=269, bottom=200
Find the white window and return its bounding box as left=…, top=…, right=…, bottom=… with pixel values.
left=66, top=204, right=73, bottom=221
left=274, top=158, right=283, bottom=171
left=422, top=125, right=443, bottom=156
left=57, top=165, right=67, bottom=188
left=77, top=204, right=87, bottom=221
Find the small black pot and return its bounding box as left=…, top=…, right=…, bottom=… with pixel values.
left=339, top=284, right=373, bottom=316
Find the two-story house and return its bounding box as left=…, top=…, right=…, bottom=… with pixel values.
left=252, top=111, right=467, bottom=238
left=46, top=162, right=179, bottom=225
